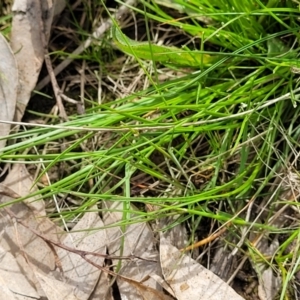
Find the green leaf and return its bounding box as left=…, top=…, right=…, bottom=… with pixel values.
left=267, top=36, right=295, bottom=58
left=112, top=26, right=217, bottom=67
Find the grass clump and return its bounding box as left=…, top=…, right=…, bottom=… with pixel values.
left=1, top=0, right=300, bottom=298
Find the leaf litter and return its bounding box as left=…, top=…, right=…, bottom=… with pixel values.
left=10, top=0, right=55, bottom=121
left=160, top=235, right=245, bottom=300
left=102, top=200, right=165, bottom=299
left=56, top=207, right=106, bottom=299
left=2, top=0, right=245, bottom=297
left=0, top=32, right=18, bottom=150
left=1, top=0, right=295, bottom=299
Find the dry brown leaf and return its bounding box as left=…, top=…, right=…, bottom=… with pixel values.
left=0, top=33, right=18, bottom=149
left=149, top=274, right=175, bottom=297
left=2, top=164, right=46, bottom=214
left=89, top=271, right=114, bottom=300
left=53, top=0, right=66, bottom=17
left=254, top=238, right=281, bottom=300
left=0, top=183, right=21, bottom=199
left=102, top=201, right=161, bottom=300
left=160, top=235, right=245, bottom=300
left=0, top=208, right=55, bottom=299
left=35, top=271, right=80, bottom=300
left=158, top=216, right=188, bottom=250
left=56, top=208, right=106, bottom=300
left=118, top=274, right=173, bottom=300
left=258, top=267, right=281, bottom=300
left=10, top=0, right=55, bottom=121
left=0, top=245, right=39, bottom=299
left=0, top=275, right=19, bottom=300
left=0, top=164, right=64, bottom=298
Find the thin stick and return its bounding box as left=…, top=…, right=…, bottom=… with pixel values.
left=180, top=225, right=228, bottom=252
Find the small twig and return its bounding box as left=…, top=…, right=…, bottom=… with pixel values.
left=43, top=53, right=68, bottom=120
left=180, top=224, right=228, bottom=252
left=60, top=93, right=85, bottom=115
